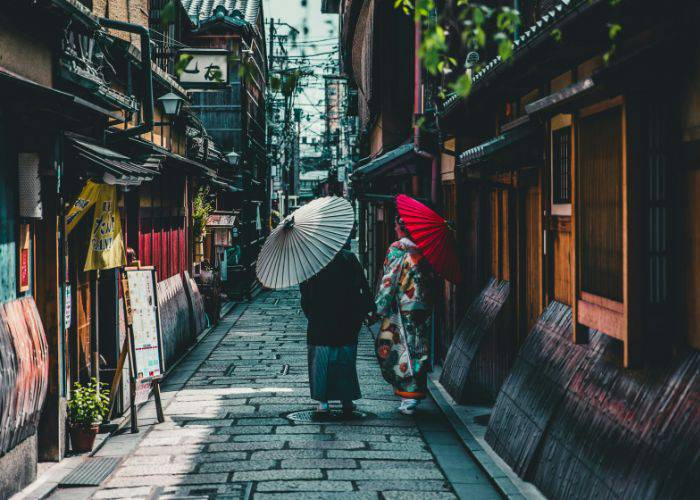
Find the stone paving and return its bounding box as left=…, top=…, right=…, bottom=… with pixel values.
left=79, top=289, right=502, bottom=499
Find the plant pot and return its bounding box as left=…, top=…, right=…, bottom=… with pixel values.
left=69, top=424, right=99, bottom=453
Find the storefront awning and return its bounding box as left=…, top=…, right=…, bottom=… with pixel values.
left=0, top=69, right=123, bottom=123
left=459, top=122, right=537, bottom=168
left=66, top=135, right=160, bottom=185
left=121, top=137, right=241, bottom=192
left=209, top=176, right=243, bottom=193
left=351, top=143, right=417, bottom=180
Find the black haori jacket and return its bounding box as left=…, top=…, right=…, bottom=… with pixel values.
left=300, top=249, right=375, bottom=346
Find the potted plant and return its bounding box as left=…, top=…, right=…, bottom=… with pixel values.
left=192, top=186, right=214, bottom=261
left=67, top=377, right=109, bottom=453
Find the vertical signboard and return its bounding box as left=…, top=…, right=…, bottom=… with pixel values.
left=18, top=224, right=30, bottom=292
left=124, top=267, right=164, bottom=381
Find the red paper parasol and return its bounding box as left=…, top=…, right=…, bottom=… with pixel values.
left=396, top=194, right=461, bottom=283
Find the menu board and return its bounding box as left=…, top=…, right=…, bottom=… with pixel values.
left=125, top=268, right=163, bottom=381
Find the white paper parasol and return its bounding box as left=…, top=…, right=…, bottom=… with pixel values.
left=256, top=196, right=354, bottom=289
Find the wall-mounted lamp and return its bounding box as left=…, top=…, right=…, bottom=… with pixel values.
left=157, top=92, right=185, bottom=119
left=226, top=150, right=241, bottom=167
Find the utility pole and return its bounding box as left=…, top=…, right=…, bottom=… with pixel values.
left=294, top=107, right=302, bottom=197
left=268, top=18, right=275, bottom=73
left=267, top=17, right=275, bottom=221
left=283, top=103, right=290, bottom=212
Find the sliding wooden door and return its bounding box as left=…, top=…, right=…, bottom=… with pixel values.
left=574, top=98, right=628, bottom=357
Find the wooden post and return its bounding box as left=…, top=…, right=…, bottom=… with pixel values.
left=153, top=380, right=165, bottom=423
left=129, top=377, right=138, bottom=433
left=571, top=109, right=586, bottom=344
left=106, top=336, right=128, bottom=421
left=36, top=137, right=66, bottom=461
left=36, top=212, right=65, bottom=460
left=120, top=270, right=139, bottom=433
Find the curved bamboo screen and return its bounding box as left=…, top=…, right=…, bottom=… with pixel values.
left=0, top=297, right=49, bottom=456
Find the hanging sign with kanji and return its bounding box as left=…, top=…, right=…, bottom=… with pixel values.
left=177, top=49, right=229, bottom=88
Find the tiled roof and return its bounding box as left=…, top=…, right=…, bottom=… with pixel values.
left=351, top=143, right=415, bottom=179
left=179, top=0, right=261, bottom=25
left=470, top=0, right=580, bottom=84
left=442, top=0, right=597, bottom=114
left=459, top=122, right=536, bottom=168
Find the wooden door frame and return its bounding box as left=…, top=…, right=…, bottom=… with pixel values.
left=516, top=168, right=543, bottom=343
left=572, top=95, right=639, bottom=366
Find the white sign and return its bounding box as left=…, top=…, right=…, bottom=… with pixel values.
left=178, top=50, right=229, bottom=86
left=255, top=203, right=262, bottom=231
left=126, top=268, right=163, bottom=381
left=64, top=286, right=72, bottom=329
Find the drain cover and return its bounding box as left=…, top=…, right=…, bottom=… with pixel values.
left=286, top=409, right=375, bottom=423
left=59, top=457, right=121, bottom=487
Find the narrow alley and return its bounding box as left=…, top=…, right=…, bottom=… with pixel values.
left=2, top=1, right=699, bottom=499
left=56, top=289, right=502, bottom=500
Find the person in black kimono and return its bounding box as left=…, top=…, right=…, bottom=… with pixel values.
left=300, top=242, right=374, bottom=413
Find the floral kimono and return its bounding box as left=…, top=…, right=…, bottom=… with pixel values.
left=374, top=237, right=434, bottom=399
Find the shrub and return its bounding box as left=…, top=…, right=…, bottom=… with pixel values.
left=67, top=378, right=110, bottom=428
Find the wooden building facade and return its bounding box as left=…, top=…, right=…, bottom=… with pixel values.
left=436, top=0, right=700, bottom=497
left=0, top=1, right=246, bottom=496
left=175, top=0, right=269, bottom=298
left=338, top=0, right=437, bottom=293
left=335, top=0, right=700, bottom=497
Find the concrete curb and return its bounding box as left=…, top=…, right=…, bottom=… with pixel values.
left=427, top=373, right=537, bottom=500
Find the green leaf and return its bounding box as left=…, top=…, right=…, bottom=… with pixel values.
left=498, top=39, right=513, bottom=61
left=160, top=0, right=176, bottom=29
left=174, top=54, right=194, bottom=78
left=608, top=23, right=622, bottom=40
left=475, top=26, right=486, bottom=47
left=270, top=76, right=281, bottom=91
left=472, top=7, right=484, bottom=25
left=603, top=45, right=616, bottom=65
left=450, top=72, right=473, bottom=98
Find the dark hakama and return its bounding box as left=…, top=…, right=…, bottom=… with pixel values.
left=299, top=248, right=374, bottom=404
left=307, top=345, right=361, bottom=402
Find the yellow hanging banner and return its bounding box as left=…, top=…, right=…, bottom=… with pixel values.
left=66, top=180, right=101, bottom=234
left=84, top=184, right=126, bottom=271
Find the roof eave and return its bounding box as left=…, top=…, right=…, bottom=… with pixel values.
left=440, top=0, right=607, bottom=120
left=192, top=16, right=251, bottom=35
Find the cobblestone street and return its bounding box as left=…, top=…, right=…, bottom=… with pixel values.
left=74, top=289, right=501, bottom=499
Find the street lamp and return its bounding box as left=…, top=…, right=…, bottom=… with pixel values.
left=157, top=92, right=185, bottom=118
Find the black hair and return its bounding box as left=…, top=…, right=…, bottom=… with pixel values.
left=395, top=216, right=410, bottom=237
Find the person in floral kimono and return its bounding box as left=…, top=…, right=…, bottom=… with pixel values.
left=374, top=216, right=435, bottom=415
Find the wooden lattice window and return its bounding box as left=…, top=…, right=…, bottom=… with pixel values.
left=552, top=127, right=572, bottom=204
left=577, top=106, right=623, bottom=303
